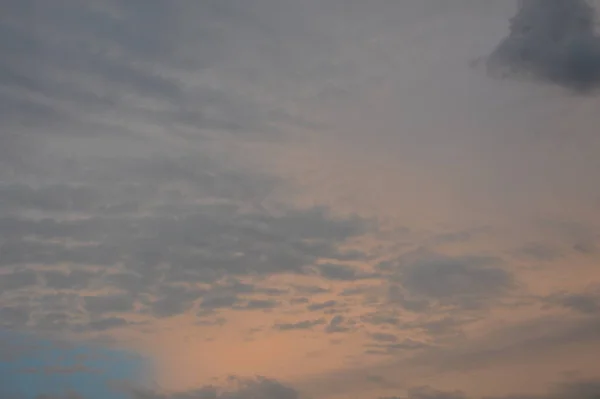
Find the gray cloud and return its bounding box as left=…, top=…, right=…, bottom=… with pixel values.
left=42, top=270, right=94, bottom=291
left=544, top=290, right=600, bottom=314
left=396, top=250, right=513, bottom=309
left=29, top=379, right=600, bottom=399
left=0, top=201, right=366, bottom=330
left=487, top=0, right=600, bottom=91
left=0, top=0, right=346, bottom=180
left=484, top=380, right=600, bottom=399
left=84, top=294, right=135, bottom=314
left=317, top=263, right=375, bottom=281
left=406, top=386, right=469, bottom=399
left=241, top=299, right=280, bottom=310
left=0, top=270, right=38, bottom=293
left=307, top=300, right=337, bottom=312
left=0, top=305, right=30, bottom=329
left=325, top=315, right=350, bottom=333
left=371, top=333, right=399, bottom=343
left=0, top=183, right=98, bottom=214
left=273, top=318, right=326, bottom=331
left=150, top=285, right=204, bottom=318
left=514, top=242, right=564, bottom=262
left=199, top=294, right=241, bottom=312
left=86, top=317, right=130, bottom=332
left=366, top=338, right=429, bottom=356
left=388, top=285, right=431, bottom=313
left=409, top=315, right=600, bottom=374
left=380, top=380, right=600, bottom=399
left=130, top=376, right=299, bottom=399
left=3, top=3, right=599, bottom=398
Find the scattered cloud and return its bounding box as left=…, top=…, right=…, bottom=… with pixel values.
left=2, top=1, right=600, bottom=398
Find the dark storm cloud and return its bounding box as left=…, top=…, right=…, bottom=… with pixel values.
left=487, top=0, right=600, bottom=91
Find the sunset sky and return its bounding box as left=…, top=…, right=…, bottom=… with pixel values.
left=1, top=1, right=600, bottom=399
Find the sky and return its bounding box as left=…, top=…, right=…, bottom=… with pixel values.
left=1, top=1, right=600, bottom=398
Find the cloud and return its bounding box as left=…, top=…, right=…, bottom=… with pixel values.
left=514, top=242, right=564, bottom=262
left=544, top=289, right=600, bottom=314
left=317, top=263, right=375, bottom=281
left=483, top=380, right=600, bottom=399
left=393, top=250, right=513, bottom=309
left=84, top=294, right=136, bottom=314
left=365, top=338, right=429, bottom=356
left=380, top=380, right=600, bottom=399
left=0, top=270, right=38, bottom=293
left=0, top=305, right=30, bottom=329
left=0, top=197, right=367, bottom=331
left=2, top=1, right=600, bottom=398
left=307, top=300, right=337, bottom=311
left=42, top=270, right=94, bottom=290
left=150, top=285, right=204, bottom=318
left=410, top=315, right=600, bottom=373
left=86, top=317, right=131, bottom=332
left=273, top=319, right=326, bottom=331
left=486, top=0, right=600, bottom=91
left=406, top=386, right=469, bottom=399
left=241, top=299, right=280, bottom=310
left=371, top=333, right=399, bottom=343
left=325, top=315, right=350, bottom=333
left=130, top=377, right=299, bottom=399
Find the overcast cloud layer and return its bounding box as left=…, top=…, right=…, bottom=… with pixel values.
left=1, top=1, right=600, bottom=399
